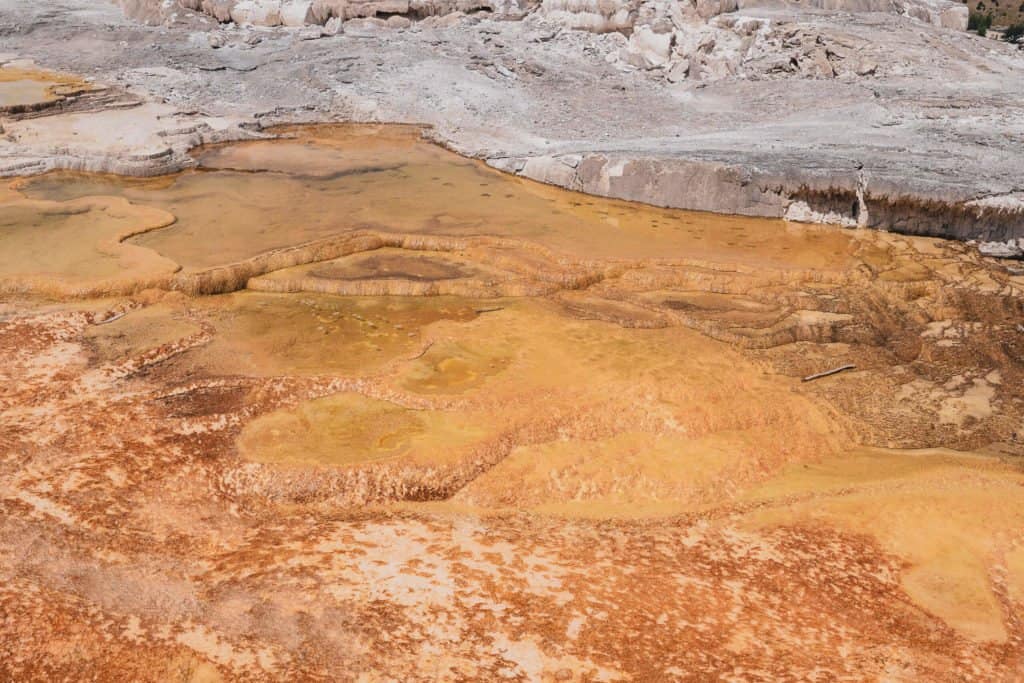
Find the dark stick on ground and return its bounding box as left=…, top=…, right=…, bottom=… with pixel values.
left=802, top=364, right=856, bottom=382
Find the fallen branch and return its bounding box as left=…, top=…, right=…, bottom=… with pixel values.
left=475, top=306, right=504, bottom=314
left=802, top=364, right=856, bottom=382
left=94, top=312, right=126, bottom=326
left=408, top=341, right=434, bottom=361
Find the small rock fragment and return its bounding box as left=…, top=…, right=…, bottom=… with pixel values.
left=855, top=59, right=877, bottom=76
left=281, top=0, right=316, bottom=26
left=319, top=16, right=341, bottom=34
left=230, top=0, right=283, bottom=26
left=666, top=58, right=690, bottom=82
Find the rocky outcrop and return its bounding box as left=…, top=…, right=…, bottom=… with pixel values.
left=492, top=153, right=790, bottom=216
left=740, top=0, right=968, bottom=30
left=614, top=11, right=772, bottom=80
left=540, top=0, right=754, bottom=71
left=539, top=0, right=638, bottom=32
left=123, top=0, right=966, bottom=29
left=600, top=0, right=967, bottom=82
left=144, top=0, right=517, bottom=25
left=534, top=0, right=969, bottom=82
left=490, top=153, right=1024, bottom=244
left=181, top=0, right=317, bottom=26
left=200, top=0, right=240, bottom=20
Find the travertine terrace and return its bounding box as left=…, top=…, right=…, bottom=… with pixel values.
left=1, top=0, right=1023, bottom=246
left=3, top=0, right=1024, bottom=679
left=2, top=123, right=1024, bottom=680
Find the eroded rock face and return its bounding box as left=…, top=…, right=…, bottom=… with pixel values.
left=200, top=0, right=238, bottom=20
left=159, top=0, right=510, bottom=23
left=739, top=0, right=968, bottom=30
left=122, top=0, right=968, bottom=31
left=540, top=0, right=638, bottom=32
left=230, top=0, right=283, bottom=25
left=531, top=0, right=969, bottom=81
left=604, top=0, right=968, bottom=81
left=490, top=151, right=1024, bottom=244
left=547, top=0, right=759, bottom=76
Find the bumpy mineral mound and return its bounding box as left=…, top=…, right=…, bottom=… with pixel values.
left=2, top=124, right=1024, bottom=680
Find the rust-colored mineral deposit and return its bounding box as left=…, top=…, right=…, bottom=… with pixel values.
left=3, top=125, right=1024, bottom=681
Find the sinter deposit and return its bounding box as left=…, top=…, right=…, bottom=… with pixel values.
left=2, top=125, right=1024, bottom=680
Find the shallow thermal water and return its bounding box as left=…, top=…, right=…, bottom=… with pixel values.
left=0, top=67, right=78, bottom=110
left=0, top=79, right=56, bottom=108
left=10, top=124, right=854, bottom=281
